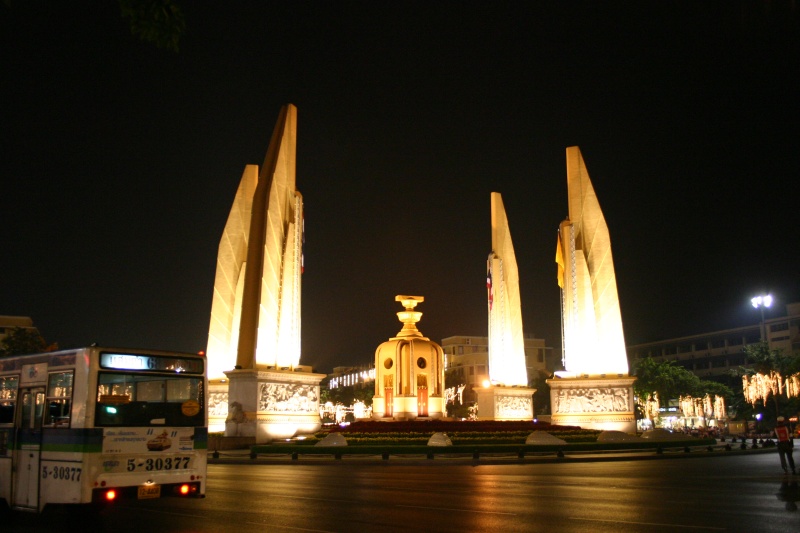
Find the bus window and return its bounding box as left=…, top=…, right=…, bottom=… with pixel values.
left=167, top=378, right=198, bottom=401
left=96, top=372, right=204, bottom=427
left=136, top=379, right=165, bottom=402
left=0, top=376, right=19, bottom=424
left=45, top=371, right=73, bottom=427
left=21, top=389, right=45, bottom=430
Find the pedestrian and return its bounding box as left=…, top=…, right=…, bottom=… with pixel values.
left=775, top=416, right=796, bottom=475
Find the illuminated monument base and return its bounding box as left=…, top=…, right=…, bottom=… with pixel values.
left=475, top=385, right=536, bottom=421
left=221, top=367, right=326, bottom=443
left=546, top=375, right=636, bottom=433
left=371, top=396, right=446, bottom=422
left=208, top=379, right=230, bottom=434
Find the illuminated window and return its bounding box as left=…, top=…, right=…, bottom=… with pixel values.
left=44, top=372, right=73, bottom=427
left=0, top=376, right=19, bottom=424
left=95, top=373, right=203, bottom=427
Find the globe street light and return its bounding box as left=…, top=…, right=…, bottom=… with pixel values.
left=751, top=294, right=773, bottom=341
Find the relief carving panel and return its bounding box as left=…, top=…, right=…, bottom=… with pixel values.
left=496, top=395, right=532, bottom=418
left=553, top=387, right=630, bottom=414
left=259, top=382, right=319, bottom=413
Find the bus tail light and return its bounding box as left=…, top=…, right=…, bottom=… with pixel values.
left=174, top=483, right=198, bottom=496
left=104, top=489, right=117, bottom=502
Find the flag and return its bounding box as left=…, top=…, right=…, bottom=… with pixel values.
left=555, top=233, right=565, bottom=288
left=486, top=261, right=493, bottom=310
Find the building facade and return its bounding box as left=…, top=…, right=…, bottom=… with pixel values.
left=627, top=302, right=800, bottom=379
left=328, top=365, right=375, bottom=390
left=0, top=316, right=37, bottom=345
left=442, top=335, right=550, bottom=404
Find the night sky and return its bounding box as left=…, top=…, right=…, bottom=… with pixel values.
left=3, top=2, right=799, bottom=374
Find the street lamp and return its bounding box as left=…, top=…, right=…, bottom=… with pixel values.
left=751, top=294, right=773, bottom=342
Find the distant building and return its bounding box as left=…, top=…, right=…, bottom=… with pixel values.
left=442, top=335, right=551, bottom=404
left=626, top=302, right=800, bottom=379
left=0, top=316, right=37, bottom=345
left=328, top=364, right=375, bottom=390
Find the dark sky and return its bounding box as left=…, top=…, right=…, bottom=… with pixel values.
left=2, top=2, right=799, bottom=374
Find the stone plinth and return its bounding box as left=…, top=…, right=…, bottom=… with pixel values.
left=546, top=375, right=636, bottom=433
left=208, top=379, right=230, bottom=433
left=224, top=367, right=326, bottom=443
left=475, top=385, right=536, bottom=421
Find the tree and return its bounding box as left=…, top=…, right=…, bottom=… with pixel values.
left=320, top=381, right=373, bottom=408
left=694, top=379, right=733, bottom=400
left=742, top=341, right=798, bottom=376
left=0, top=327, right=57, bottom=356
left=444, top=368, right=471, bottom=418
left=118, top=0, right=186, bottom=52
left=632, top=357, right=732, bottom=426
left=529, top=371, right=552, bottom=415
left=741, top=341, right=800, bottom=419
left=4, top=1, right=187, bottom=52
left=633, top=358, right=695, bottom=406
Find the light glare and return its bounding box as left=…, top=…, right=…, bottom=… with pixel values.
left=751, top=294, right=773, bottom=308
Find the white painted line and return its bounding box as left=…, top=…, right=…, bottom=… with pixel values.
left=570, top=517, right=726, bottom=530
left=397, top=504, right=516, bottom=516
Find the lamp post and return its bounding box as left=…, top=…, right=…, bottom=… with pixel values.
left=751, top=294, right=773, bottom=342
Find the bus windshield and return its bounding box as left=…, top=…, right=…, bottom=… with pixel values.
left=95, top=372, right=204, bottom=427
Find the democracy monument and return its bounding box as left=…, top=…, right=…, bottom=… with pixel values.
left=203, top=104, right=634, bottom=437
left=477, top=192, right=537, bottom=420
left=205, top=104, right=325, bottom=442
left=547, top=146, right=636, bottom=432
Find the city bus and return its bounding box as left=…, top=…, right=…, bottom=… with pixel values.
left=0, top=346, right=207, bottom=512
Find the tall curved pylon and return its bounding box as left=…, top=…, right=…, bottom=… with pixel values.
left=557, top=146, right=628, bottom=376
left=206, top=104, right=303, bottom=378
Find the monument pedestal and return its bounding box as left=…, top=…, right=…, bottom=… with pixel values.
left=372, top=395, right=445, bottom=421
left=223, top=367, right=326, bottom=443
left=476, top=385, right=536, bottom=421
left=546, top=375, right=636, bottom=433
left=208, top=379, right=230, bottom=433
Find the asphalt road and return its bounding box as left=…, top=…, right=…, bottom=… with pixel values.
left=5, top=451, right=800, bottom=532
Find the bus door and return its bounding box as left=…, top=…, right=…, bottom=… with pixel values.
left=13, top=387, right=45, bottom=510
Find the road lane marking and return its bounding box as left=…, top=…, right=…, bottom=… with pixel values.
left=396, top=504, right=516, bottom=516
left=244, top=523, right=335, bottom=532
left=570, top=517, right=725, bottom=530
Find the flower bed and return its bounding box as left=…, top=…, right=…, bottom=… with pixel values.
left=276, top=420, right=602, bottom=446
left=250, top=419, right=718, bottom=455
left=330, top=420, right=578, bottom=434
